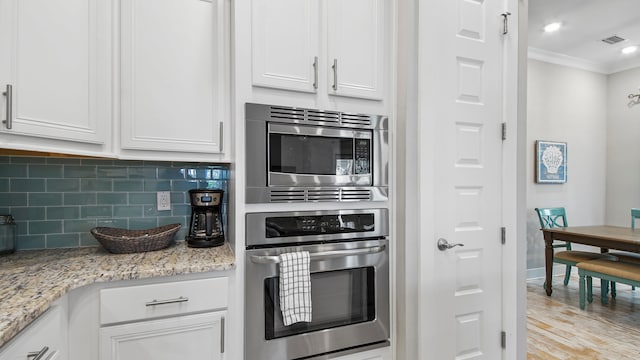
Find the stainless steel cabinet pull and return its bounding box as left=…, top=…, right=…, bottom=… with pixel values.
left=27, top=346, right=49, bottom=360
left=313, top=56, right=318, bottom=89
left=219, top=122, right=223, bottom=152
left=145, top=296, right=189, bottom=306
left=220, top=316, right=225, bottom=353
left=331, top=59, right=338, bottom=90
left=250, top=245, right=386, bottom=264
left=437, top=238, right=464, bottom=251
left=2, top=84, right=12, bottom=129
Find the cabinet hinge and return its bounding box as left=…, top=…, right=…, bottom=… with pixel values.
left=501, top=331, right=506, bottom=348
left=501, top=122, right=507, bottom=141
left=501, top=227, right=506, bottom=245
left=501, top=12, right=511, bottom=35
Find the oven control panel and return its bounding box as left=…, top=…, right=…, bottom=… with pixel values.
left=265, top=214, right=375, bottom=238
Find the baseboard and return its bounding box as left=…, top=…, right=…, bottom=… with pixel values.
left=527, top=265, right=568, bottom=280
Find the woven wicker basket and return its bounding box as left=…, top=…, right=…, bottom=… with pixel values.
left=90, top=223, right=181, bottom=254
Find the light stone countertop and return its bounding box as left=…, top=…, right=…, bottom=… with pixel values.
left=0, top=241, right=235, bottom=348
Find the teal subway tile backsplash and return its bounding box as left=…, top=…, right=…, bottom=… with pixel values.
left=64, top=165, right=97, bottom=178
left=0, top=193, right=27, bottom=206
left=97, top=166, right=128, bottom=178
left=113, top=180, right=144, bottom=192
left=29, top=220, right=63, bottom=234
left=48, top=179, right=81, bottom=192
left=47, top=206, right=80, bottom=220
left=64, top=193, right=96, bottom=205
left=97, top=193, right=128, bottom=205
left=47, top=233, right=80, bottom=248
left=0, top=156, right=229, bottom=250
left=0, top=164, right=27, bottom=176
left=81, top=179, right=112, bottom=192
left=19, top=235, right=46, bottom=250
left=11, top=179, right=46, bottom=192
left=30, top=164, right=64, bottom=178
left=0, top=179, right=8, bottom=192
left=30, top=193, right=63, bottom=206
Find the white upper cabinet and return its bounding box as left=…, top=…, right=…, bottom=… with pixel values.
left=119, top=0, right=229, bottom=157
left=326, top=0, right=384, bottom=100
left=0, top=0, right=112, bottom=154
left=251, top=0, right=385, bottom=101
left=251, top=0, right=320, bottom=93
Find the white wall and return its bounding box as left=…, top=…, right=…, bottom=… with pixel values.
left=526, top=59, right=608, bottom=271
left=605, top=67, right=640, bottom=226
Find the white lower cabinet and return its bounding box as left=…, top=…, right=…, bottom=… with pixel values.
left=98, top=277, right=228, bottom=360
left=330, top=346, right=391, bottom=360
left=0, top=299, right=68, bottom=360
left=99, top=311, right=225, bottom=360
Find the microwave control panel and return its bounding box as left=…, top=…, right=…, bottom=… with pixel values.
left=354, top=139, right=371, bottom=174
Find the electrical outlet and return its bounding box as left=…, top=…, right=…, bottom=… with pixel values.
left=157, top=191, right=171, bottom=211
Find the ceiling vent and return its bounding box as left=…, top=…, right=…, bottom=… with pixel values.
left=602, top=35, right=625, bottom=45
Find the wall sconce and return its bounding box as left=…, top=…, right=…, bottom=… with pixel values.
left=628, top=90, right=640, bottom=108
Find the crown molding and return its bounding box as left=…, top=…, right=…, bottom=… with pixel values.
left=528, top=47, right=611, bottom=74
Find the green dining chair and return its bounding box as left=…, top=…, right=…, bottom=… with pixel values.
left=631, top=208, right=640, bottom=229
left=605, top=208, right=640, bottom=294
left=534, top=207, right=611, bottom=286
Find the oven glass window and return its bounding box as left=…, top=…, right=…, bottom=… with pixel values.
left=269, top=134, right=355, bottom=175
left=264, top=267, right=375, bottom=340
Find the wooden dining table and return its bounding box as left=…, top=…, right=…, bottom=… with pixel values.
left=541, top=225, right=640, bottom=296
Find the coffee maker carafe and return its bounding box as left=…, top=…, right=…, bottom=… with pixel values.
left=187, top=189, right=225, bottom=247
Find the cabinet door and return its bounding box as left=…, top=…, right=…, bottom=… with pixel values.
left=0, top=304, right=67, bottom=360
left=251, top=0, right=320, bottom=93
left=99, top=311, right=225, bottom=360
left=120, top=0, right=226, bottom=153
left=326, top=0, right=384, bottom=100
left=0, top=0, right=111, bottom=144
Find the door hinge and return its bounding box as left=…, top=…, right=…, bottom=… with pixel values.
left=501, top=227, right=506, bottom=244
left=501, top=12, right=511, bottom=35
left=501, top=122, right=507, bottom=141
left=501, top=331, right=506, bottom=348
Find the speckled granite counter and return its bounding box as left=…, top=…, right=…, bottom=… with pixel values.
left=0, top=241, right=235, bottom=348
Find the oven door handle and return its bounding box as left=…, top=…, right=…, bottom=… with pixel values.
left=249, top=245, right=386, bottom=264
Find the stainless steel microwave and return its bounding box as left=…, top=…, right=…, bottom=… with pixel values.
left=245, top=103, right=388, bottom=203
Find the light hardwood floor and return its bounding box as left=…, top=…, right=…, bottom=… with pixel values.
left=527, top=274, right=640, bottom=359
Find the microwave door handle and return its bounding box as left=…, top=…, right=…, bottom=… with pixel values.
left=249, top=245, right=386, bottom=264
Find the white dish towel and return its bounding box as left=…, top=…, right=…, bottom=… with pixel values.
left=279, top=251, right=312, bottom=326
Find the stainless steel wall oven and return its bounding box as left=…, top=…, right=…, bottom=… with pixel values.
left=245, top=209, right=390, bottom=360
left=245, top=103, right=388, bottom=203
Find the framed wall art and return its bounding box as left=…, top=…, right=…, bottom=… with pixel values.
left=535, top=140, right=567, bottom=184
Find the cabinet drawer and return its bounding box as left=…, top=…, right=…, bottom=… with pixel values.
left=0, top=303, right=67, bottom=359
left=100, top=277, right=228, bottom=325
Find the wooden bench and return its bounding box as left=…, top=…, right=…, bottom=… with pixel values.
left=577, top=259, right=640, bottom=310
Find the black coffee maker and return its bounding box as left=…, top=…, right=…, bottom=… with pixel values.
left=186, top=189, right=225, bottom=247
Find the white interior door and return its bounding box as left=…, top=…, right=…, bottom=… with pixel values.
left=418, top=0, right=506, bottom=358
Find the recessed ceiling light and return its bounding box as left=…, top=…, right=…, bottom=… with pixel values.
left=622, top=46, right=638, bottom=55
left=544, top=22, right=562, bottom=33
